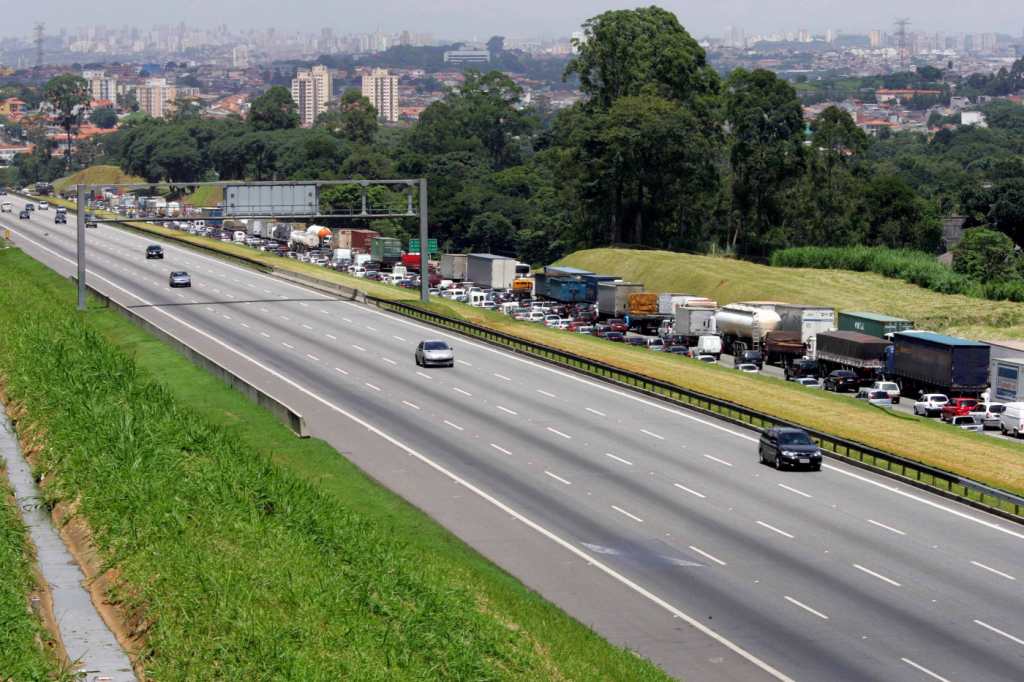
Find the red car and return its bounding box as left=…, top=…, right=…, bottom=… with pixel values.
left=607, top=318, right=628, bottom=332
left=940, top=398, right=978, bottom=422
left=427, top=273, right=442, bottom=286
left=569, top=320, right=590, bottom=332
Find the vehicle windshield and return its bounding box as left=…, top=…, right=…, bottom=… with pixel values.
left=961, top=399, right=978, bottom=407
left=869, top=391, right=889, bottom=399
left=739, top=364, right=757, bottom=370
left=778, top=431, right=815, bottom=446
left=930, top=395, right=948, bottom=403
left=171, top=271, right=187, bottom=277
left=878, top=383, right=898, bottom=390
left=423, top=341, right=449, bottom=351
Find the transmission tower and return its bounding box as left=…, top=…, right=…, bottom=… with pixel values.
left=33, top=22, right=45, bottom=82
left=894, top=18, right=910, bottom=73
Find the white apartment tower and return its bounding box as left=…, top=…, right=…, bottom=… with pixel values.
left=361, top=68, right=398, bottom=122
left=82, top=69, right=118, bottom=101
left=826, top=28, right=838, bottom=43
left=291, top=64, right=333, bottom=127
left=869, top=29, right=881, bottom=47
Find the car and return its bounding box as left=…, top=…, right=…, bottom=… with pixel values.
left=569, top=320, right=591, bottom=332
left=591, top=323, right=612, bottom=336
left=146, top=245, right=164, bottom=259
left=969, top=402, right=1005, bottom=429
left=18, top=209, right=30, bottom=219
left=543, top=315, right=562, bottom=326
left=55, top=205, right=67, bottom=215
left=415, top=340, right=454, bottom=367
left=696, top=355, right=717, bottom=364
left=168, top=271, right=191, bottom=287
left=667, top=345, right=690, bottom=356
left=575, top=326, right=594, bottom=335
left=913, top=394, right=949, bottom=417
left=758, top=427, right=822, bottom=471
left=795, top=377, right=821, bottom=388
left=662, top=334, right=689, bottom=347
left=951, top=415, right=983, bottom=432
left=597, top=331, right=625, bottom=342
left=644, top=338, right=665, bottom=350
left=554, top=319, right=572, bottom=329
left=25, top=203, right=34, bottom=211
left=823, top=370, right=860, bottom=392
left=785, top=359, right=819, bottom=381
left=85, top=221, right=98, bottom=228
left=607, top=318, right=628, bottom=333
left=940, top=397, right=978, bottom=422
left=870, top=381, right=902, bottom=404
left=54, top=214, right=66, bottom=224
left=38, top=200, right=48, bottom=210
left=1, top=202, right=11, bottom=212
left=0, top=188, right=6, bottom=195
left=734, top=350, right=763, bottom=370
left=856, top=388, right=893, bottom=408
left=736, top=363, right=760, bottom=374
left=526, top=311, right=546, bottom=323
left=626, top=336, right=648, bottom=347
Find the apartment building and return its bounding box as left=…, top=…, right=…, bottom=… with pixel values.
left=135, top=79, right=200, bottom=118
left=82, top=69, right=118, bottom=101
left=291, top=64, right=332, bottom=127
left=361, top=67, right=398, bottom=122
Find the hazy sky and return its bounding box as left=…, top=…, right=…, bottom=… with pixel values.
left=8, top=1, right=1024, bottom=42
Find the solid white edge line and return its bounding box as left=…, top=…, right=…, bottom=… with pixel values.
left=778, top=483, right=811, bottom=498
left=497, top=405, right=517, bottom=415
left=605, top=453, right=634, bottom=466
left=402, top=401, right=420, bottom=410
left=612, top=506, right=644, bottom=523
left=688, top=546, right=726, bottom=565
left=784, top=596, right=828, bottom=619
left=674, top=483, right=706, bottom=499
left=975, top=620, right=1024, bottom=646
left=547, top=427, right=571, bottom=439
left=757, top=521, right=794, bottom=538
left=853, top=564, right=901, bottom=586
left=364, top=383, right=380, bottom=391
left=545, top=471, right=572, bottom=485
left=490, top=444, right=512, bottom=455
left=971, top=560, right=1016, bottom=580
left=901, top=659, right=952, bottom=682
left=867, top=519, right=906, bottom=535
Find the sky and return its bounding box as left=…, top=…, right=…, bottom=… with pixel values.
left=7, top=0, right=1024, bottom=43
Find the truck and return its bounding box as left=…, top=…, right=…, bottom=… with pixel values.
left=441, top=253, right=468, bottom=281
left=583, top=275, right=621, bottom=303
left=401, top=253, right=425, bottom=272
left=990, top=358, right=1024, bottom=403
left=597, top=281, right=644, bottom=317
left=467, top=254, right=516, bottom=290
left=715, top=304, right=783, bottom=355
left=670, top=307, right=717, bottom=345
left=334, top=229, right=379, bottom=252
left=545, top=276, right=588, bottom=303
left=621, top=292, right=671, bottom=334
left=837, top=312, right=914, bottom=339
left=814, top=331, right=892, bottom=384
left=763, top=331, right=806, bottom=367
left=771, top=304, right=836, bottom=348
left=289, top=230, right=319, bottom=249
left=544, top=265, right=594, bottom=278
left=886, top=331, right=989, bottom=398
left=273, top=223, right=294, bottom=242
left=658, top=293, right=695, bottom=315
left=370, top=237, right=402, bottom=267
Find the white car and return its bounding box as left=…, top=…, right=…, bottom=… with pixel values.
left=913, top=394, right=949, bottom=417
left=969, top=402, right=1005, bottom=429
left=543, top=315, right=562, bottom=326
left=736, top=363, right=760, bottom=374
left=554, top=319, right=572, bottom=329
left=951, top=415, right=983, bottom=432
left=526, top=311, right=546, bottom=323
left=795, top=377, right=821, bottom=388
left=696, top=355, right=718, bottom=364
left=0, top=202, right=10, bottom=212
left=38, top=200, right=49, bottom=210
left=871, top=381, right=902, bottom=404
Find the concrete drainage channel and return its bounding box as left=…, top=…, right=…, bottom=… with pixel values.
left=0, top=409, right=137, bottom=682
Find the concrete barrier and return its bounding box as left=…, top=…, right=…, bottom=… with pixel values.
left=270, top=267, right=367, bottom=303
left=70, top=277, right=309, bottom=438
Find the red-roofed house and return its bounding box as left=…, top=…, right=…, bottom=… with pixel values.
left=0, top=98, right=27, bottom=117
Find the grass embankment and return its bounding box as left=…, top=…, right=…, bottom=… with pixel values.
left=53, top=166, right=222, bottom=207
left=558, top=248, right=1024, bottom=341
left=0, top=468, right=67, bottom=680
left=0, top=248, right=670, bottom=680
left=25, top=194, right=1024, bottom=497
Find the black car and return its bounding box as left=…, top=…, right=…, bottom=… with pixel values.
left=823, top=370, right=860, bottom=392
left=626, top=336, right=648, bottom=347
left=146, top=245, right=164, bottom=259
left=18, top=209, right=30, bottom=219
left=735, top=350, right=764, bottom=370
left=0, top=189, right=7, bottom=195
left=599, top=331, right=626, bottom=342
left=785, top=359, right=820, bottom=381
left=54, top=214, right=66, bottom=224
left=663, top=334, right=689, bottom=346
left=759, top=427, right=822, bottom=471
left=667, top=345, right=691, bottom=356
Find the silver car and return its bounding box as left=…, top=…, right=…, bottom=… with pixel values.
left=969, top=402, right=1005, bottom=429
left=795, top=377, right=821, bottom=388
left=415, top=340, right=454, bottom=367
left=951, top=415, right=983, bottom=432
left=857, top=389, right=893, bottom=408
left=169, top=271, right=191, bottom=287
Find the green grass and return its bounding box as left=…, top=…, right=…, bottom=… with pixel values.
left=52, top=165, right=146, bottom=195
left=0, top=248, right=671, bottom=680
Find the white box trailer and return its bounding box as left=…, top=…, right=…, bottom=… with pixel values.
left=466, top=254, right=516, bottom=290
left=597, top=282, right=644, bottom=317
left=673, top=307, right=717, bottom=338
left=991, top=358, right=1024, bottom=403
left=441, top=253, right=468, bottom=281
left=771, top=304, right=836, bottom=345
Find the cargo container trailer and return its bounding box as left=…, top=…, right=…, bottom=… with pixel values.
left=814, top=331, right=892, bottom=385
left=885, top=332, right=989, bottom=397
left=370, top=237, right=402, bottom=267
left=441, top=253, right=468, bottom=281
left=467, top=254, right=517, bottom=290
left=837, top=312, right=914, bottom=339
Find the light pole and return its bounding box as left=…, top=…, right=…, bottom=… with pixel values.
left=419, top=179, right=429, bottom=304
left=76, top=183, right=86, bottom=310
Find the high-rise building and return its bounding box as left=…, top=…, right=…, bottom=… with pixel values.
left=972, top=33, right=984, bottom=52
left=361, top=67, right=398, bottom=122
left=400, top=30, right=411, bottom=46
left=797, top=29, right=809, bottom=43
left=82, top=69, right=117, bottom=101
left=571, top=30, right=585, bottom=54
left=955, top=32, right=966, bottom=52
left=826, top=27, right=838, bottom=43
left=935, top=32, right=945, bottom=50
left=870, top=29, right=881, bottom=47
left=291, top=64, right=333, bottom=127
left=136, top=78, right=177, bottom=118
left=724, top=26, right=744, bottom=48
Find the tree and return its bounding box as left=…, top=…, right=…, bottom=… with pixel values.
left=864, top=176, right=942, bottom=252
left=89, top=106, right=119, bottom=129
left=809, top=106, right=868, bottom=238
left=248, top=86, right=300, bottom=131
left=952, top=228, right=1018, bottom=283
left=44, top=74, right=92, bottom=172
left=486, top=36, right=505, bottom=55
left=316, top=90, right=377, bottom=145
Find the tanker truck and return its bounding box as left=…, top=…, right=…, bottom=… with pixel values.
left=289, top=229, right=319, bottom=250
left=714, top=304, right=783, bottom=356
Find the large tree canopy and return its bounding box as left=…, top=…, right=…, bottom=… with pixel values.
left=248, top=86, right=300, bottom=132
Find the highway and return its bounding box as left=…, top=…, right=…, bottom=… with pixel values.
left=5, top=202, right=1024, bottom=681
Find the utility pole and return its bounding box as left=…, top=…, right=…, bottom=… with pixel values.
left=76, top=184, right=86, bottom=310
left=894, top=18, right=910, bottom=73
left=419, top=179, right=429, bottom=304
left=33, top=23, right=45, bottom=84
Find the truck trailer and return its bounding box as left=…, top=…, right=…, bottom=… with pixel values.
left=837, top=312, right=914, bottom=339
left=370, top=237, right=402, bottom=267
left=466, top=254, right=516, bottom=290
left=441, top=253, right=468, bottom=281
left=597, top=282, right=644, bottom=317
left=671, top=307, right=717, bottom=345
left=715, top=304, right=783, bottom=355
left=887, top=331, right=989, bottom=398
left=763, top=331, right=806, bottom=367
left=814, top=331, right=892, bottom=384
left=772, top=304, right=836, bottom=346
left=990, top=358, right=1024, bottom=403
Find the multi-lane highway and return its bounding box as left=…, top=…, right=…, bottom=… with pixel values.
left=5, top=202, right=1024, bottom=681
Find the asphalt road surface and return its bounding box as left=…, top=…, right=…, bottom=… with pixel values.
left=5, top=203, right=1024, bottom=682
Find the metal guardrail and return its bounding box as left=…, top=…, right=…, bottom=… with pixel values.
left=369, top=297, right=1024, bottom=523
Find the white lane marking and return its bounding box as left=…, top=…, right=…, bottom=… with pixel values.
left=497, top=405, right=517, bottom=415
left=320, top=309, right=329, bottom=314
left=393, top=335, right=406, bottom=341
left=901, top=659, right=951, bottom=682
left=325, top=334, right=337, bottom=340
left=260, top=308, right=269, bottom=312
left=443, top=420, right=464, bottom=431
left=778, top=484, right=811, bottom=498
left=757, top=521, right=794, bottom=538
left=300, top=302, right=309, bottom=307
left=975, top=620, right=1024, bottom=646
left=382, top=358, right=397, bottom=365
left=457, top=360, right=471, bottom=366
left=606, top=453, right=634, bottom=466
left=674, top=483, right=706, bottom=499
left=868, top=519, right=906, bottom=535
left=342, top=317, right=352, bottom=322
left=586, top=407, right=606, bottom=416
left=547, top=427, right=571, bottom=439
left=205, top=307, right=214, bottom=312
left=280, top=316, right=289, bottom=321
left=402, top=401, right=420, bottom=410
left=853, top=564, right=901, bottom=586
left=416, top=371, right=431, bottom=379
left=365, top=383, right=381, bottom=391
left=221, top=314, right=231, bottom=320
left=352, top=345, right=365, bottom=351
left=334, top=367, right=348, bottom=375
left=494, top=373, right=511, bottom=380
left=971, top=561, right=1016, bottom=580
left=784, top=596, right=828, bottom=620
left=491, top=444, right=512, bottom=455
left=282, top=342, right=294, bottom=349
left=640, top=429, right=664, bottom=440
left=545, top=471, right=572, bottom=485
left=704, top=454, right=733, bottom=467
left=302, top=324, right=312, bottom=329
left=241, top=323, right=250, bottom=328
left=260, top=332, right=270, bottom=338
left=537, top=389, right=557, bottom=397
left=689, top=546, right=726, bottom=565
left=366, top=326, right=377, bottom=331
left=612, top=506, right=644, bottom=523
left=453, top=387, right=472, bottom=396
left=4, top=224, right=800, bottom=681
left=307, top=354, right=320, bottom=361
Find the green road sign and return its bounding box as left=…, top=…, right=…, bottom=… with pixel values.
left=408, top=238, right=438, bottom=254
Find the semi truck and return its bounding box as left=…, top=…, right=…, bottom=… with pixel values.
left=657, top=293, right=717, bottom=315
left=441, top=253, right=468, bottom=281
left=772, top=304, right=835, bottom=347
left=370, top=237, right=402, bottom=267
left=715, top=304, right=783, bottom=355
left=597, top=281, right=644, bottom=317
left=545, top=277, right=588, bottom=303
left=467, top=254, right=516, bottom=290
left=837, top=312, right=914, bottom=339
left=667, top=307, right=716, bottom=345
left=583, top=275, right=621, bottom=303
left=814, top=331, right=892, bottom=384
left=885, top=331, right=989, bottom=398
left=763, top=331, right=806, bottom=367
left=990, top=358, right=1024, bottom=403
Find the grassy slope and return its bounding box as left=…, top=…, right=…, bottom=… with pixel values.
left=52, top=165, right=146, bottom=194
left=29, top=194, right=1024, bottom=498
left=0, top=248, right=670, bottom=680
left=557, top=248, right=1024, bottom=342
